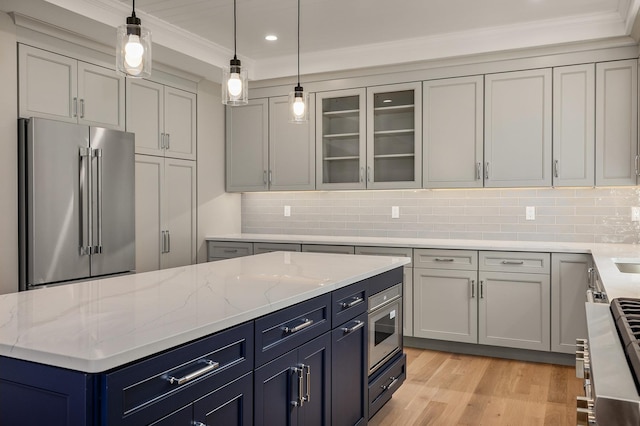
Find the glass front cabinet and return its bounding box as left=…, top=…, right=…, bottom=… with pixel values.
left=316, top=83, right=422, bottom=190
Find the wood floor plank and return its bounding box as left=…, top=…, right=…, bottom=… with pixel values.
left=369, top=348, right=581, bottom=426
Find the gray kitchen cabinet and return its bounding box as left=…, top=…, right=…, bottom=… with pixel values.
left=413, top=249, right=478, bottom=344
left=551, top=253, right=591, bottom=354
left=478, top=251, right=550, bottom=351
left=354, top=246, right=414, bottom=336
left=226, top=99, right=269, bottom=192
left=135, top=155, right=197, bottom=273
left=19, top=44, right=125, bottom=130
left=553, top=64, right=595, bottom=187
left=253, top=242, right=302, bottom=254
left=207, top=241, right=254, bottom=262
left=302, top=244, right=355, bottom=254
left=227, top=97, right=315, bottom=192
left=484, top=69, right=552, bottom=187
left=423, top=76, right=484, bottom=188
left=366, top=82, right=422, bottom=189
left=316, top=88, right=367, bottom=190
left=127, top=79, right=197, bottom=160
left=595, top=59, right=638, bottom=186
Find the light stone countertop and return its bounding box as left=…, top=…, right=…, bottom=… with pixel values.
left=0, top=252, right=409, bottom=373
left=207, top=233, right=640, bottom=302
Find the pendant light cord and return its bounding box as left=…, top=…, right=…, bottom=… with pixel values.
left=132, top=0, right=136, bottom=16
left=297, top=0, right=300, bottom=86
left=233, top=0, right=238, bottom=60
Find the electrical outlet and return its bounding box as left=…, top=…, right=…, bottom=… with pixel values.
left=632, top=207, right=640, bottom=222
left=525, top=206, right=535, bottom=221
left=391, top=206, right=400, bottom=219
left=284, top=205, right=291, bottom=217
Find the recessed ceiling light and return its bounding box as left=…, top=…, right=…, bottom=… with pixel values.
left=265, top=35, right=278, bottom=41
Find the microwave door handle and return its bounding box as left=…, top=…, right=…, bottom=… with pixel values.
left=94, top=149, right=103, bottom=254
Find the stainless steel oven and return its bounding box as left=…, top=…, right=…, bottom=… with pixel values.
left=368, top=283, right=402, bottom=375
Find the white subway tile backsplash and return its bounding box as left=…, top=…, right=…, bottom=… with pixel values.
left=241, top=188, right=640, bottom=244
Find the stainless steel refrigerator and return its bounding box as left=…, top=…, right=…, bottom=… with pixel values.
left=18, top=118, right=135, bottom=290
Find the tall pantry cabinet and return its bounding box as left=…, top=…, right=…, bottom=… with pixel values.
left=127, top=79, right=197, bottom=273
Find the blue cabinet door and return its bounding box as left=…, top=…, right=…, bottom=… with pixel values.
left=332, top=313, right=367, bottom=426
left=193, top=372, right=253, bottom=426
left=254, top=349, right=299, bottom=426
left=298, top=332, right=331, bottom=426
left=149, top=404, right=192, bottom=425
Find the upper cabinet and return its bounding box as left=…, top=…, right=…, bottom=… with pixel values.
left=316, top=88, right=367, bottom=190
left=19, top=44, right=125, bottom=130
left=553, top=64, right=595, bottom=187
left=366, top=83, right=422, bottom=189
left=595, top=60, right=638, bottom=186
left=423, top=76, right=483, bottom=188
left=316, top=84, right=422, bottom=190
left=226, top=96, right=315, bottom=192
left=484, top=69, right=552, bottom=187
left=127, top=79, right=197, bottom=160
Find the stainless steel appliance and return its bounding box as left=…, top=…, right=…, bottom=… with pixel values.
left=18, top=118, right=135, bottom=290
left=368, top=283, right=402, bottom=375
left=577, top=300, right=640, bottom=425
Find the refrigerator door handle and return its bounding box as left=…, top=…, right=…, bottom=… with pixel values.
left=94, top=149, right=103, bottom=254
left=79, top=147, right=92, bottom=255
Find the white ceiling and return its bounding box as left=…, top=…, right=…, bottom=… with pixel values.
left=3, top=0, right=640, bottom=81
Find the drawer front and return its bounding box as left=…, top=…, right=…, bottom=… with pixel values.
left=253, top=242, right=301, bottom=254
left=479, top=251, right=550, bottom=274
left=354, top=246, right=413, bottom=267
left=368, top=353, right=406, bottom=419
left=332, top=278, right=368, bottom=327
left=255, top=293, right=331, bottom=366
left=207, top=241, right=254, bottom=259
left=301, top=244, right=355, bottom=254
left=105, top=322, right=254, bottom=426
left=414, top=249, right=477, bottom=270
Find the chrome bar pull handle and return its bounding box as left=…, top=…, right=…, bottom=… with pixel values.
left=80, top=99, right=85, bottom=118
left=304, top=364, right=311, bottom=403
left=161, top=231, right=165, bottom=253
left=381, top=376, right=398, bottom=391
left=367, top=166, right=372, bottom=183
left=341, top=320, right=365, bottom=334
left=73, top=97, right=78, bottom=117
left=360, top=167, right=364, bottom=183
left=434, top=258, right=455, bottom=262
left=263, top=170, right=267, bottom=185
left=160, top=133, right=165, bottom=149
left=471, top=280, right=475, bottom=298
left=476, top=162, right=481, bottom=180
left=165, top=133, right=170, bottom=150
left=554, top=160, right=559, bottom=178
left=340, top=296, right=364, bottom=309
left=282, top=318, right=314, bottom=334
left=485, top=162, right=490, bottom=179
left=79, top=148, right=91, bottom=255
left=167, top=230, right=171, bottom=253
left=268, top=170, right=273, bottom=184
left=636, top=154, right=639, bottom=176
left=224, top=249, right=238, bottom=254
left=291, top=367, right=304, bottom=407
left=502, top=260, right=524, bottom=265
left=480, top=280, right=484, bottom=298
left=94, top=149, right=103, bottom=253
left=165, top=359, right=220, bottom=385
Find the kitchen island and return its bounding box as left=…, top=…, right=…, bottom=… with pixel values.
left=0, top=252, right=409, bottom=425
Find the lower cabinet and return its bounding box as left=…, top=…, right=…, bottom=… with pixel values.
left=551, top=253, right=592, bottom=354
left=478, top=271, right=550, bottom=351
left=332, top=313, right=367, bottom=426
left=254, top=333, right=331, bottom=426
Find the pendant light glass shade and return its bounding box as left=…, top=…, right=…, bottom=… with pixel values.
left=116, top=2, right=152, bottom=78
left=289, top=0, right=307, bottom=123
left=289, top=85, right=308, bottom=122
left=222, top=0, right=248, bottom=105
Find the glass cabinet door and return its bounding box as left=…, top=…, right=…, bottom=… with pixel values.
left=366, top=82, right=422, bottom=189
left=316, top=88, right=366, bottom=189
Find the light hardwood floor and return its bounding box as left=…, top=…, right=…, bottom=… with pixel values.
left=369, top=347, right=582, bottom=425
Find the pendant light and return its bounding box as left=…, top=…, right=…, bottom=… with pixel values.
left=116, top=0, right=152, bottom=78
left=289, top=0, right=308, bottom=123
left=223, top=0, right=248, bottom=105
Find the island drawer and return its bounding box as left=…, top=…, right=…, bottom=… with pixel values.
left=368, top=353, right=406, bottom=419
left=414, top=249, right=478, bottom=270
left=207, top=241, right=254, bottom=261
left=255, top=293, right=331, bottom=366
left=104, top=322, right=254, bottom=426
left=479, top=251, right=550, bottom=274
left=332, top=278, right=368, bottom=327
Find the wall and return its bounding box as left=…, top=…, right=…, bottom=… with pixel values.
left=196, top=79, right=241, bottom=262
left=0, top=13, right=18, bottom=294
left=242, top=188, right=640, bottom=244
